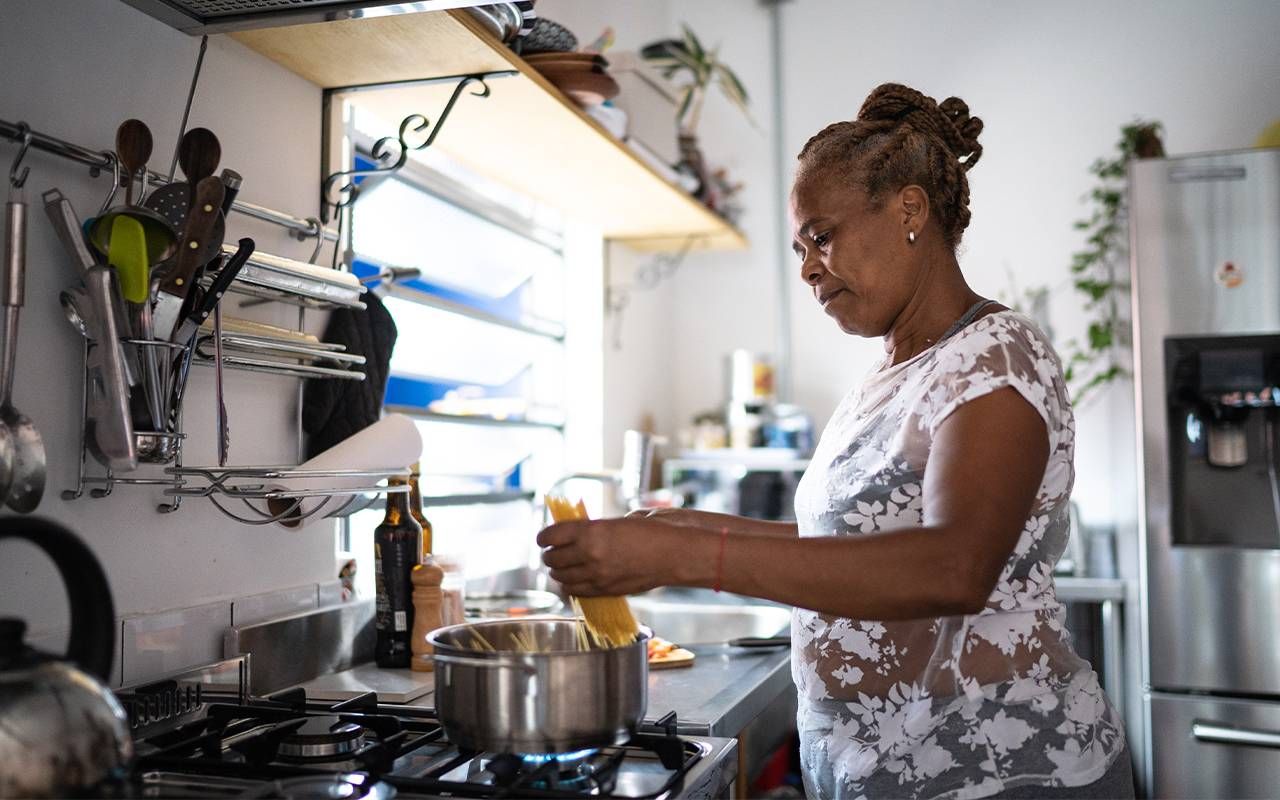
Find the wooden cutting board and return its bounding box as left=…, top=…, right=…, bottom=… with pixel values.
left=291, top=663, right=435, bottom=703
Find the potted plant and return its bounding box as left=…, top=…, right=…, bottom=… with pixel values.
left=641, top=24, right=752, bottom=203
left=1063, top=120, right=1165, bottom=403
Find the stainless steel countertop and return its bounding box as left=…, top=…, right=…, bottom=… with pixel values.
left=645, top=642, right=794, bottom=738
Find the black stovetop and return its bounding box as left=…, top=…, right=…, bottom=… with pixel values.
left=126, top=686, right=725, bottom=800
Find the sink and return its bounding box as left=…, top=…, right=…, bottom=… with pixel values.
left=628, top=593, right=792, bottom=645
left=466, top=570, right=793, bottom=644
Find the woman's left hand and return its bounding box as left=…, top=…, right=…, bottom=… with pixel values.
left=537, top=518, right=676, bottom=596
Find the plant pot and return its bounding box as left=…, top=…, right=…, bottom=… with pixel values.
left=676, top=133, right=711, bottom=201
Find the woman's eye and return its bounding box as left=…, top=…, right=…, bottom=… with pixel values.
left=813, top=232, right=831, bottom=248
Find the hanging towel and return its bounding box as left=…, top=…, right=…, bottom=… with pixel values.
left=302, top=291, right=397, bottom=460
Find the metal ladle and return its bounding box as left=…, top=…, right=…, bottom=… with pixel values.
left=2, top=133, right=46, bottom=512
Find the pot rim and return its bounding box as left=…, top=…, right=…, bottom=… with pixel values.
left=427, top=614, right=651, bottom=657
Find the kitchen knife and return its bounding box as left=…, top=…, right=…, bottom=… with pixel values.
left=727, top=636, right=790, bottom=648
left=152, top=176, right=222, bottom=343
left=219, top=168, right=241, bottom=216
left=171, top=237, right=254, bottom=346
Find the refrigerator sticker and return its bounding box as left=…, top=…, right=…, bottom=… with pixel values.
left=1215, top=261, right=1243, bottom=288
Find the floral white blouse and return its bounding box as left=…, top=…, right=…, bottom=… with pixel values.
left=791, top=311, right=1125, bottom=800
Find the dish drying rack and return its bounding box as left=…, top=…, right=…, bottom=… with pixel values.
left=0, top=117, right=413, bottom=521
left=163, top=465, right=409, bottom=526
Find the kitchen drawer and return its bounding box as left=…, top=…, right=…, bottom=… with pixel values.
left=1151, top=692, right=1280, bottom=799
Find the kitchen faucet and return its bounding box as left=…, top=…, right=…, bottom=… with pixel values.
left=539, top=430, right=664, bottom=527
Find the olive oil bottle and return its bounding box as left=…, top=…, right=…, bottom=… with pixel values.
left=374, top=476, right=422, bottom=668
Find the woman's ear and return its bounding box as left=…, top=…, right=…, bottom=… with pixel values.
left=899, top=185, right=930, bottom=229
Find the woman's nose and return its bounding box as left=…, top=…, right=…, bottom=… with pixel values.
left=800, top=255, right=823, bottom=285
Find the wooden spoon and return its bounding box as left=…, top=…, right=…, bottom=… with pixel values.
left=115, top=119, right=153, bottom=207
left=177, top=127, right=221, bottom=203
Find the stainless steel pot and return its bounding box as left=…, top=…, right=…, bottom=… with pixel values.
left=427, top=617, right=649, bottom=754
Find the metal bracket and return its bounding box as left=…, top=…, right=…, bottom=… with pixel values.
left=320, top=73, right=497, bottom=221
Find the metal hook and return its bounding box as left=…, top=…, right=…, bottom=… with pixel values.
left=303, top=217, right=326, bottom=264
left=8, top=122, right=32, bottom=189
left=97, top=151, right=121, bottom=216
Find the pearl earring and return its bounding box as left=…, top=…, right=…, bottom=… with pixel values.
left=907, top=230, right=917, bottom=244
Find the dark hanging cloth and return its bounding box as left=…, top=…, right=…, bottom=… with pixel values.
left=302, top=290, right=398, bottom=460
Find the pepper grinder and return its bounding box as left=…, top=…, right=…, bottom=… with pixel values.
left=410, top=559, right=445, bottom=672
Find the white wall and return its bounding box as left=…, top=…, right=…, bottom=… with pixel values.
left=0, top=1, right=339, bottom=641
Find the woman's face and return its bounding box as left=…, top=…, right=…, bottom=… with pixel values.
left=789, top=176, right=920, bottom=337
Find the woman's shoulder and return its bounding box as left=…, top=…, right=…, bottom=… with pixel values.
left=942, top=309, right=1059, bottom=366
left=921, top=309, right=1073, bottom=435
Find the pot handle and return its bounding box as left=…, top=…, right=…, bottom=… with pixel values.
left=433, top=653, right=537, bottom=673
left=0, top=517, right=115, bottom=681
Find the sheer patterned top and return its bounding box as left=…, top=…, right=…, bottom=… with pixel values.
left=791, top=310, right=1125, bottom=800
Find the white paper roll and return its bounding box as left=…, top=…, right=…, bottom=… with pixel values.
left=268, top=413, right=423, bottom=529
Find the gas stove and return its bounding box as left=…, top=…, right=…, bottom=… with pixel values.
left=117, top=659, right=736, bottom=799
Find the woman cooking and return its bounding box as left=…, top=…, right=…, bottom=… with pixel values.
left=538, top=82, right=1132, bottom=800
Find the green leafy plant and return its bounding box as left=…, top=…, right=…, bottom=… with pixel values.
left=640, top=24, right=752, bottom=136
left=1063, top=120, right=1164, bottom=404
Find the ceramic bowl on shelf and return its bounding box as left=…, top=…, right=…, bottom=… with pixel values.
left=523, top=52, right=607, bottom=69
left=549, top=71, right=621, bottom=107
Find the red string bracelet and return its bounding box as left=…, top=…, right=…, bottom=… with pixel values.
left=713, top=527, right=729, bottom=593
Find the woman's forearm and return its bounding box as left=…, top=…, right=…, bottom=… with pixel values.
left=677, top=509, right=798, bottom=537
left=661, top=524, right=984, bottom=620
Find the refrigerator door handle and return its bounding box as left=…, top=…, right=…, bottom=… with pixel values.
left=1192, top=719, right=1280, bottom=749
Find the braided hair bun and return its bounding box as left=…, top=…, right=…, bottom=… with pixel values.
left=798, top=82, right=984, bottom=247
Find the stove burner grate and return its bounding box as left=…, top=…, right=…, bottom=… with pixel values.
left=276, top=716, right=366, bottom=761
left=486, top=748, right=608, bottom=792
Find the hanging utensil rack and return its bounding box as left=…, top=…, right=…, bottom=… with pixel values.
left=0, top=117, right=418, bottom=521
left=0, top=118, right=337, bottom=245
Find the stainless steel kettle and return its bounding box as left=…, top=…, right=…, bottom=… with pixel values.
left=0, top=517, right=133, bottom=798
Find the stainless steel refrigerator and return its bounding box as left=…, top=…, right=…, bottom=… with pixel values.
left=1131, top=147, right=1280, bottom=798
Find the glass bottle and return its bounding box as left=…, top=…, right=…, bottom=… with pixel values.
left=408, top=462, right=433, bottom=560
left=374, top=476, right=422, bottom=668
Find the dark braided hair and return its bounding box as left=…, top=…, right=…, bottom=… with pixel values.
left=797, top=83, right=984, bottom=248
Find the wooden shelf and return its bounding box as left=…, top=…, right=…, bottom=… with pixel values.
left=231, top=10, right=747, bottom=251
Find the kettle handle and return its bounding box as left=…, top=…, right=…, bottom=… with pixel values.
left=0, top=517, right=115, bottom=681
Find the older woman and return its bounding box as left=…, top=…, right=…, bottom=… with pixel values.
left=539, top=82, right=1131, bottom=800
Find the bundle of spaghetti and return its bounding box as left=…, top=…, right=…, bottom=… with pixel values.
left=545, top=495, right=640, bottom=648
left=508, top=628, right=540, bottom=653
left=467, top=630, right=496, bottom=652
left=462, top=619, right=596, bottom=654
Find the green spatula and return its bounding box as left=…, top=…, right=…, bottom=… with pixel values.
left=107, top=215, right=149, bottom=304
